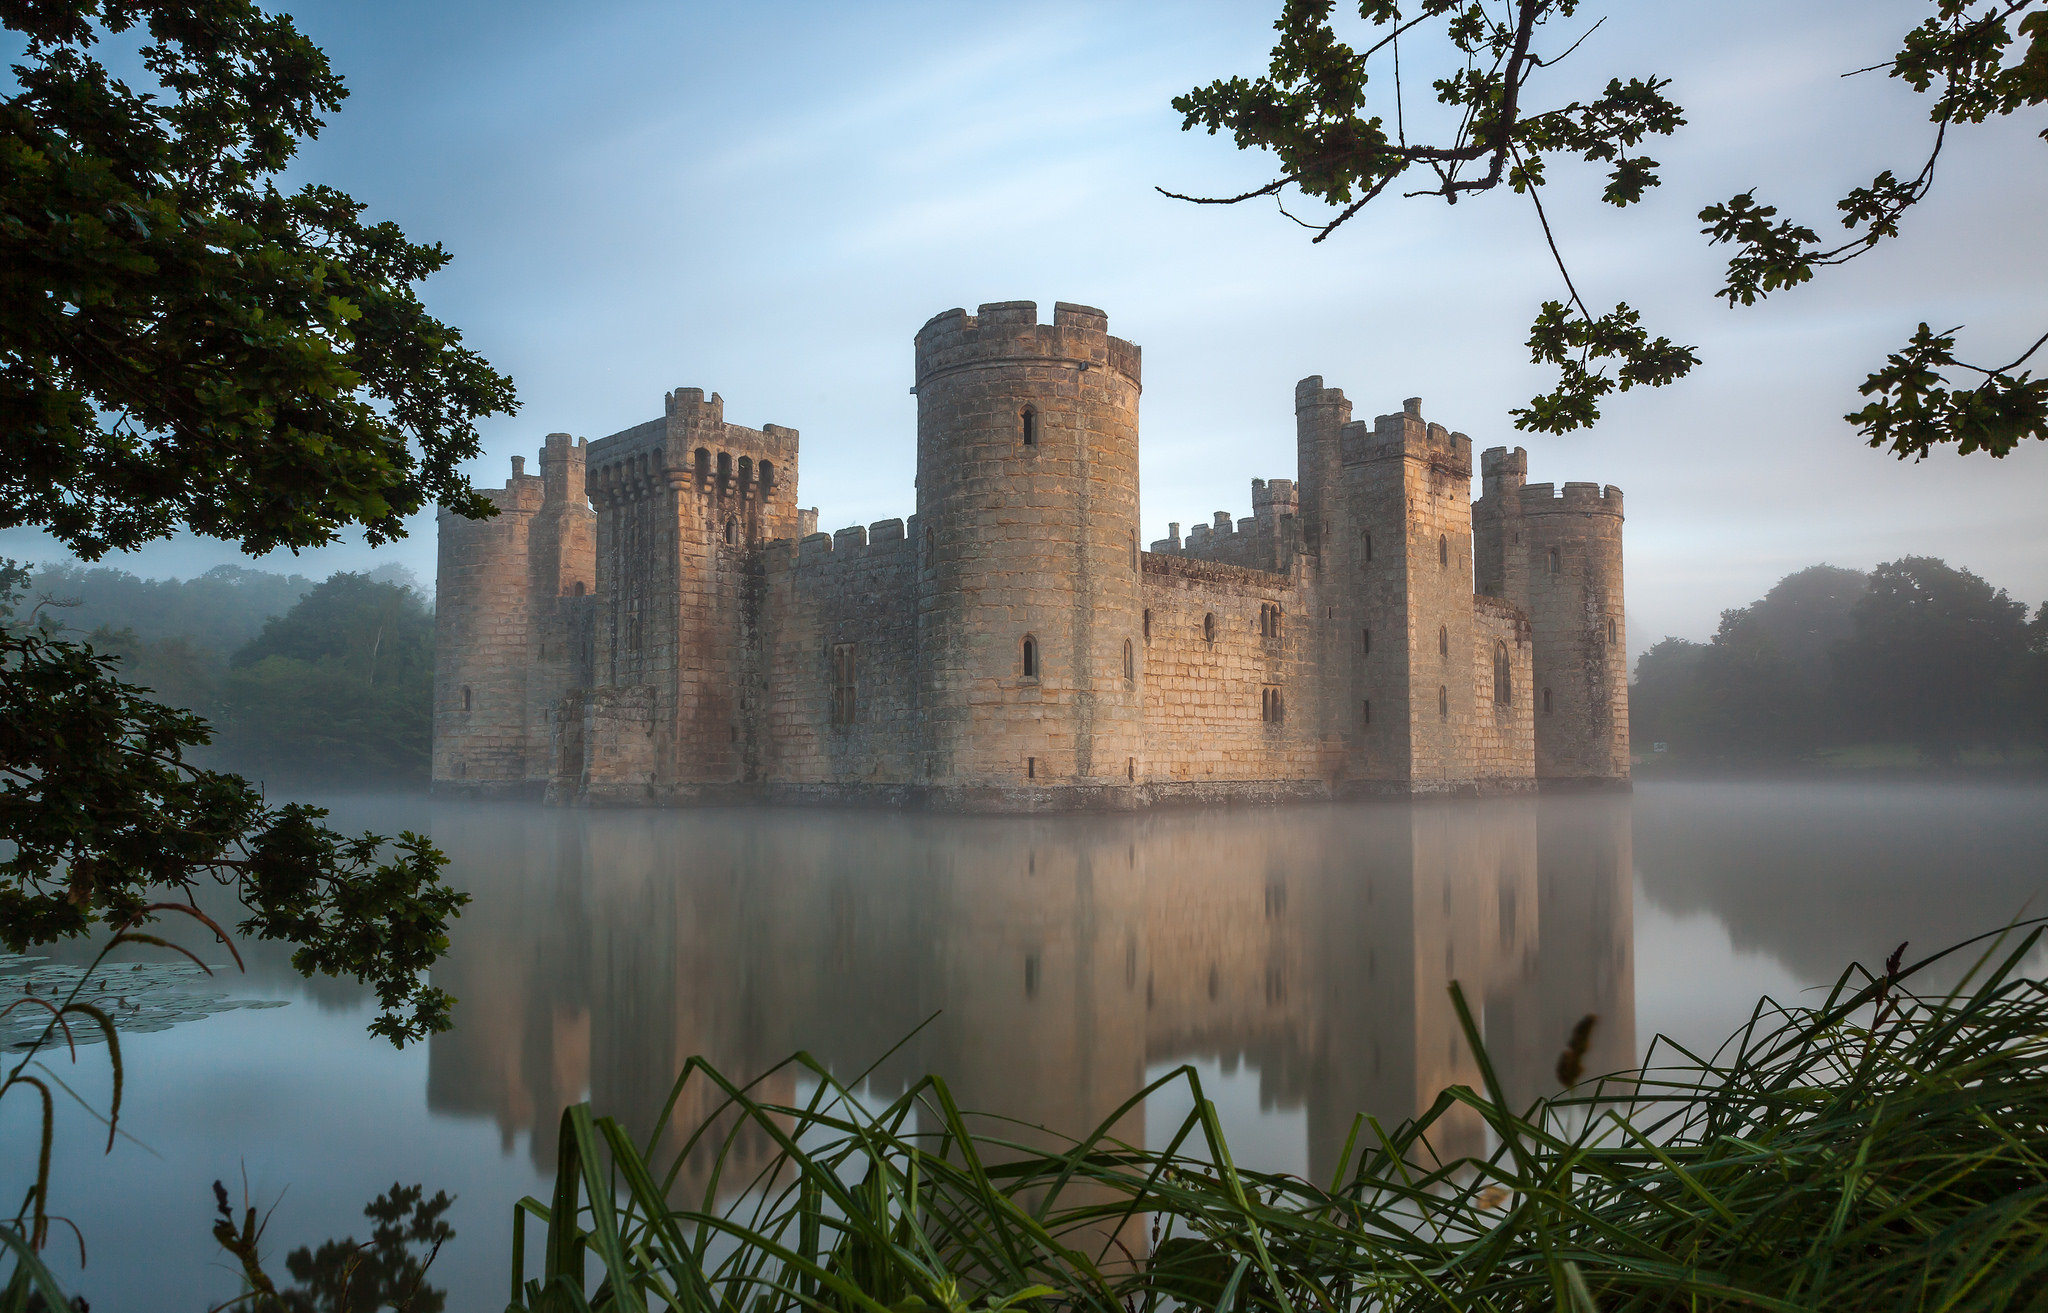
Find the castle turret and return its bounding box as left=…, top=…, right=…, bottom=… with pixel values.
left=1473, top=445, right=1528, bottom=601
left=434, top=455, right=544, bottom=791
left=1514, top=482, right=1628, bottom=786
left=912, top=301, right=1144, bottom=802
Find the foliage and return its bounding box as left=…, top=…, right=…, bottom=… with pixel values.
left=24, top=560, right=312, bottom=654
left=0, top=0, right=517, bottom=560
left=508, top=929, right=2048, bottom=1312
left=1170, top=1, right=2047, bottom=454
left=1632, top=558, right=2047, bottom=765
left=1834, top=555, right=2033, bottom=762
left=211, top=1179, right=454, bottom=1313
left=220, top=573, right=434, bottom=783
left=1, top=566, right=466, bottom=1045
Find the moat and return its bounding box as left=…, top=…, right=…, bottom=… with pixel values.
left=9, top=779, right=2047, bottom=1311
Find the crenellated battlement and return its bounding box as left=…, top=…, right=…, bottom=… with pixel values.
left=781, top=517, right=918, bottom=572
left=913, top=300, right=1141, bottom=389
left=1338, top=397, right=1473, bottom=475
left=1517, top=481, right=1624, bottom=516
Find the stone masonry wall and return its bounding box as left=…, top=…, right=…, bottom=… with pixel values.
left=758, top=519, right=920, bottom=787
left=1136, top=553, right=1325, bottom=787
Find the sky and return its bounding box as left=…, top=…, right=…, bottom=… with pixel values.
left=4, top=0, right=2044, bottom=661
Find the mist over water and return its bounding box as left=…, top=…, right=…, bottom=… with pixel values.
left=6, top=780, right=2044, bottom=1310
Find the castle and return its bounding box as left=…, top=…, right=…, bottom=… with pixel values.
left=433, top=301, right=1628, bottom=809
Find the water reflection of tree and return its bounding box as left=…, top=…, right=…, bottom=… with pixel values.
left=421, top=798, right=1635, bottom=1195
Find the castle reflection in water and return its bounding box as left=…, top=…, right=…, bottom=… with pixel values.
left=423, top=796, right=1632, bottom=1189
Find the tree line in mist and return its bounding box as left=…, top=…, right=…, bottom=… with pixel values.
left=1631, top=557, right=2048, bottom=766
left=14, top=560, right=433, bottom=785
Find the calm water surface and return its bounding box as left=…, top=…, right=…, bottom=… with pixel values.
left=7, top=780, right=2045, bottom=1310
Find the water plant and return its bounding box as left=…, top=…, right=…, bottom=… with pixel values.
left=510, top=927, right=2048, bottom=1312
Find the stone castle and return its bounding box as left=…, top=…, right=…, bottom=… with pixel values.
left=433, top=300, right=1628, bottom=809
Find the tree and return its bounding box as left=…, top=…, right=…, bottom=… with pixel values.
left=1167, top=1, right=2046, bottom=456
left=1, top=1, right=513, bottom=1049
left=1832, top=556, right=2032, bottom=761
left=221, top=572, right=435, bottom=782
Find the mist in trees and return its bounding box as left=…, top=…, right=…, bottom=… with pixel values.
left=28, top=561, right=435, bottom=786
left=1633, top=558, right=2048, bottom=766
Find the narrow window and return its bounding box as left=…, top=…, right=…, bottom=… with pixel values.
left=461, top=685, right=472, bottom=713
left=1439, top=624, right=1449, bottom=657
left=1361, top=628, right=1371, bottom=656
left=695, top=447, right=710, bottom=479
left=1607, top=617, right=1618, bottom=644
left=1543, top=687, right=1553, bottom=715
left=1024, top=954, right=1040, bottom=998
left=1439, top=685, right=1449, bottom=720
left=1123, top=638, right=1134, bottom=682
left=1361, top=699, right=1371, bottom=726
left=1549, top=546, right=1561, bottom=575
left=831, top=642, right=857, bottom=725
left=1127, top=757, right=1135, bottom=781
left=573, top=580, right=585, bottom=597
left=717, top=451, right=731, bottom=486
left=1494, top=640, right=1511, bottom=705
left=758, top=460, right=774, bottom=492
left=1027, top=755, right=1037, bottom=779
left=1439, top=534, right=1449, bottom=567
left=1142, top=609, right=1152, bottom=642
left=1022, top=635, right=1038, bottom=679
left=1021, top=407, right=1038, bottom=448
left=1203, top=613, right=1216, bottom=643
left=1363, top=530, right=1373, bottom=562
left=737, top=455, right=752, bottom=489
left=724, top=517, right=737, bottom=545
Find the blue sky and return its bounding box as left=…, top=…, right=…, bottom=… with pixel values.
left=5, top=0, right=2044, bottom=657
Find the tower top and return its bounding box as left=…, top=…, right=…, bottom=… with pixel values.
left=913, top=300, right=1141, bottom=390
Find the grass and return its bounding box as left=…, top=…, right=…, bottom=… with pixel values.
left=509, top=927, right=2048, bottom=1312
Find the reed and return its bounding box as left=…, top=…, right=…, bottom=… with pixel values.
left=509, top=926, right=2048, bottom=1312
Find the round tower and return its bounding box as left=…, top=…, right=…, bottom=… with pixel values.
left=913, top=301, right=1144, bottom=804
left=433, top=454, right=544, bottom=792
left=1519, top=482, right=1629, bottom=787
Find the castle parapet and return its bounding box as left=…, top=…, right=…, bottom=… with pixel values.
left=1517, top=482, right=1624, bottom=516
left=1346, top=397, right=1473, bottom=475
left=914, top=301, right=1141, bottom=389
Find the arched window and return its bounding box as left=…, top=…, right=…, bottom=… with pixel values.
left=1022, top=635, right=1038, bottom=679
left=1543, top=687, right=1553, bottom=715
left=1142, top=609, right=1152, bottom=642
left=1607, top=617, right=1618, bottom=644
left=1203, top=612, right=1216, bottom=643
left=1021, top=407, right=1038, bottom=448
left=759, top=460, right=774, bottom=492
left=723, top=518, right=737, bottom=544
left=461, top=685, right=472, bottom=714
left=1439, top=624, right=1449, bottom=657
left=717, top=451, right=731, bottom=486
left=695, top=447, right=710, bottom=479
left=1549, top=546, right=1561, bottom=575
left=1493, top=640, right=1511, bottom=705
left=1122, top=638, right=1134, bottom=683
left=573, top=581, right=585, bottom=597
left=1439, top=534, right=1448, bottom=567
left=1438, top=685, right=1449, bottom=720
left=1260, top=603, right=1282, bottom=639
left=737, top=456, right=752, bottom=489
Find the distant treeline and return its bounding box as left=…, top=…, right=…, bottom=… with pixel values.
left=1631, top=558, right=2048, bottom=766
left=17, top=560, right=433, bottom=786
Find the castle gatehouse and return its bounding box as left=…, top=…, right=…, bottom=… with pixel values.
left=433, top=301, right=1628, bottom=810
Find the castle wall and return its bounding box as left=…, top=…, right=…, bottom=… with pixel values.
left=757, top=520, right=921, bottom=789
left=1136, top=554, right=1325, bottom=794
left=1513, top=482, right=1629, bottom=786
